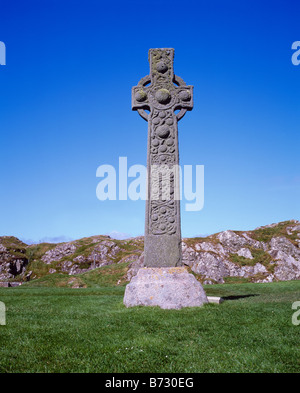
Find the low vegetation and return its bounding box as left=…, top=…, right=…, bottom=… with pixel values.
left=250, top=221, right=299, bottom=245
left=0, top=236, right=27, bottom=260
left=0, top=280, right=299, bottom=373
left=229, top=248, right=274, bottom=270
left=22, top=262, right=131, bottom=288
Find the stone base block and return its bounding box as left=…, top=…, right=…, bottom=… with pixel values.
left=207, top=296, right=224, bottom=304
left=123, top=267, right=208, bottom=310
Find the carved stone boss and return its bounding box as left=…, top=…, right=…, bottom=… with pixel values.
left=132, top=48, right=193, bottom=267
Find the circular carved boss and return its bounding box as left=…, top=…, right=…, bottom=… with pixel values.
left=155, top=89, right=171, bottom=104
left=136, top=75, right=191, bottom=121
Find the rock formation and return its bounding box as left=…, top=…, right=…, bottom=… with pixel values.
left=1, top=220, right=299, bottom=285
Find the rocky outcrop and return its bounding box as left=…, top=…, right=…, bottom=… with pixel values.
left=57, top=239, right=140, bottom=275
left=268, top=237, right=300, bottom=282
left=129, top=220, right=300, bottom=284
left=0, top=220, right=299, bottom=285
left=182, top=221, right=300, bottom=284
left=0, top=235, right=144, bottom=282
left=127, top=253, right=145, bottom=281
left=42, top=243, right=77, bottom=264
left=0, top=237, right=28, bottom=281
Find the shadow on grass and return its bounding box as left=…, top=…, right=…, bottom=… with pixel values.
left=222, top=294, right=259, bottom=301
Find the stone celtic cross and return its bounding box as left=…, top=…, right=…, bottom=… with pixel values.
left=132, top=48, right=193, bottom=267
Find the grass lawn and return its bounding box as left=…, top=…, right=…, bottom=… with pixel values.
left=0, top=280, right=299, bottom=373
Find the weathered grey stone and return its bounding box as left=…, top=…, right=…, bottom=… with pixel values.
left=123, top=267, right=208, bottom=309
left=194, top=242, right=226, bottom=254
left=274, top=257, right=300, bottom=281
left=286, top=224, right=300, bottom=235
left=217, top=230, right=266, bottom=251
left=269, top=237, right=300, bottom=258
left=132, top=48, right=193, bottom=268
left=0, top=282, right=22, bottom=287
left=236, top=248, right=253, bottom=259
left=0, top=237, right=28, bottom=281
left=190, top=252, right=228, bottom=283
left=207, top=296, right=224, bottom=304
left=8, top=282, right=22, bottom=287
left=127, top=253, right=144, bottom=281
left=125, top=49, right=206, bottom=309
left=241, top=233, right=267, bottom=250
left=217, top=230, right=247, bottom=251
left=42, top=243, right=77, bottom=264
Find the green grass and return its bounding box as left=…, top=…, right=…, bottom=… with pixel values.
left=26, top=243, right=56, bottom=261
left=0, top=280, right=299, bottom=373
left=20, top=262, right=131, bottom=288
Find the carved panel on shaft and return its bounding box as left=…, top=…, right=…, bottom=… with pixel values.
left=132, top=49, right=193, bottom=238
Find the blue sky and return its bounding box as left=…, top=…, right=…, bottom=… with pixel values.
left=0, top=0, right=299, bottom=243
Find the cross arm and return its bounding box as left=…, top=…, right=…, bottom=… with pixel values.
left=173, top=79, right=193, bottom=121
left=132, top=75, right=152, bottom=121
left=174, top=85, right=193, bottom=110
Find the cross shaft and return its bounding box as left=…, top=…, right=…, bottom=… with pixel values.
left=132, top=48, right=193, bottom=267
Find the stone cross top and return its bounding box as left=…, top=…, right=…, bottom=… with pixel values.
left=132, top=48, right=193, bottom=267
